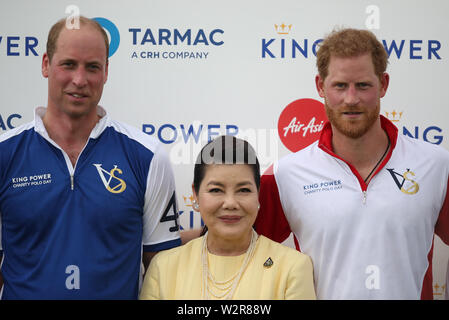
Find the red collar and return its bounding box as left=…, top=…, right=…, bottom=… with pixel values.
left=318, top=115, right=398, bottom=190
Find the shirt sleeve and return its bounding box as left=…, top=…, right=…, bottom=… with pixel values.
left=435, top=177, right=449, bottom=245
left=0, top=209, right=2, bottom=255
left=142, top=144, right=181, bottom=252
left=255, top=171, right=292, bottom=243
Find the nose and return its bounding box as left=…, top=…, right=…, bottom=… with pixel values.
left=222, top=193, right=239, bottom=210
left=343, top=84, right=360, bottom=106
left=72, top=67, right=88, bottom=88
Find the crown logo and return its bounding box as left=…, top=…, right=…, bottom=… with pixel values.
left=183, top=194, right=195, bottom=208
left=433, top=282, right=446, bottom=298
left=275, top=23, right=292, bottom=35
left=384, top=110, right=403, bottom=122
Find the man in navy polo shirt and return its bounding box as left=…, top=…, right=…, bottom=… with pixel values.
left=0, top=16, right=181, bottom=299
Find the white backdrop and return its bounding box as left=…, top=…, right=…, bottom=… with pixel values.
left=1, top=0, right=448, bottom=299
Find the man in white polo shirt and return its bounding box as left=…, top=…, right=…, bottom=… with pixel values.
left=255, top=28, right=449, bottom=299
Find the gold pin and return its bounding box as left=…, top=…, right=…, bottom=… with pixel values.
left=263, top=257, right=273, bottom=268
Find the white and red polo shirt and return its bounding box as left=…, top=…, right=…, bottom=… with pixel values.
left=255, top=116, right=449, bottom=299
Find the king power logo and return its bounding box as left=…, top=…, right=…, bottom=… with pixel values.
left=386, top=168, right=419, bottom=195
left=93, top=164, right=127, bottom=194
left=261, top=23, right=441, bottom=60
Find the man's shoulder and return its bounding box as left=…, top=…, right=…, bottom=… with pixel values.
left=396, top=134, right=449, bottom=161
left=0, top=121, right=35, bottom=145
left=280, top=141, right=319, bottom=162
left=106, top=119, right=163, bottom=154
left=275, top=141, right=320, bottom=173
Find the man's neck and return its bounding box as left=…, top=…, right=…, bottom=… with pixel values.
left=42, top=106, right=100, bottom=166
left=331, top=121, right=390, bottom=181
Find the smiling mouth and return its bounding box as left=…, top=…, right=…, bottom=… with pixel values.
left=219, top=216, right=242, bottom=223
left=67, top=92, right=88, bottom=98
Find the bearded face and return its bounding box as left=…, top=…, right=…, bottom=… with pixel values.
left=316, top=53, right=389, bottom=140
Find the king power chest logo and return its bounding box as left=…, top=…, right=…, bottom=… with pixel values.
left=386, top=168, right=419, bottom=195
left=93, top=164, right=127, bottom=194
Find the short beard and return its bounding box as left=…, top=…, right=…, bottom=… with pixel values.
left=325, top=102, right=380, bottom=139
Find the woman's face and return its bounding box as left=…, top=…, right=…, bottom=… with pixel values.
left=193, top=164, right=259, bottom=243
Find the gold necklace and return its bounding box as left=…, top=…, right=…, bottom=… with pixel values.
left=201, top=229, right=258, bottom=300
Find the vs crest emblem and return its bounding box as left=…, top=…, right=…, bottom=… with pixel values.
left=93, top=164, right=127, bottom=194
left=386, top=168, right=419, bottom=195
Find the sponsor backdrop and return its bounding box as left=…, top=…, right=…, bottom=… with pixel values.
left=1, top=0, right=448, bottom=299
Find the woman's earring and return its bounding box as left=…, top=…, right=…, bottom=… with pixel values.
left=257, top=204, right=260, bottom=210
left=193, top=200, right=200, bottom=210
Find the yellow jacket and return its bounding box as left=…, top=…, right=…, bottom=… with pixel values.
left=140, top=235, right=316, bottom=300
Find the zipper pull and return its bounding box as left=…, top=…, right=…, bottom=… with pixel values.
left=362, top=191, right=367, bottom=204
left=70, top=175, right=74, bottom=190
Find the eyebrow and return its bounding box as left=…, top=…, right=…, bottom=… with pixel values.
left=207, top=181, right=254, bottom=187
left=58, top=58, right=76, bottom=63
left=58, top=58, right=104, bottom=65
left=331, top=79, right=373, bottom=83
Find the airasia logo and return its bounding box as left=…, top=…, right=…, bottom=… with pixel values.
left=282, top=116, right=324, bottom=138
left=278, top=98, right=327, bottom=152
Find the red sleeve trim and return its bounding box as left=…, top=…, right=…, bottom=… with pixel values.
left=435, top=178, right=449, bottom=245
left=255, top=172, right=292, bottom=243
left=420, top=238, right=434, bottom=300
left=293, top=234, right=301, bottom=252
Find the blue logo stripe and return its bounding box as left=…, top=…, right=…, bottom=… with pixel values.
left=93, top=17, right=120, bottom=58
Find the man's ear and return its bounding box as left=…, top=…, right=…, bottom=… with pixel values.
left=42, top=53, right=50, bottom=78
left=379, top=72, right=389, bottom=98
left=315, top=74, right=325, bottom=98
left=104, top=60, right=109, bottom=84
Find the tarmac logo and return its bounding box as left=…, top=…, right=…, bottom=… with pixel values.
left=93, top=164, right=127, bottom=194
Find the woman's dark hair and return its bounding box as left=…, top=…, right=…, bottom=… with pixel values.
left=193, top=135, right=260, bottom=236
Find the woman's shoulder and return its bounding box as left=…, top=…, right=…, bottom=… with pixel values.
left=152, top=236, right=203, bottom=266
left=256, top=235, right=312, bottom=265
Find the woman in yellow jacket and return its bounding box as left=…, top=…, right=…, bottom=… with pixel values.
left=140, top=136, right=315, bottom=300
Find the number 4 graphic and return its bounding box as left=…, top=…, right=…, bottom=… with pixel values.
left=160, top=192, right=180, bottom=232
